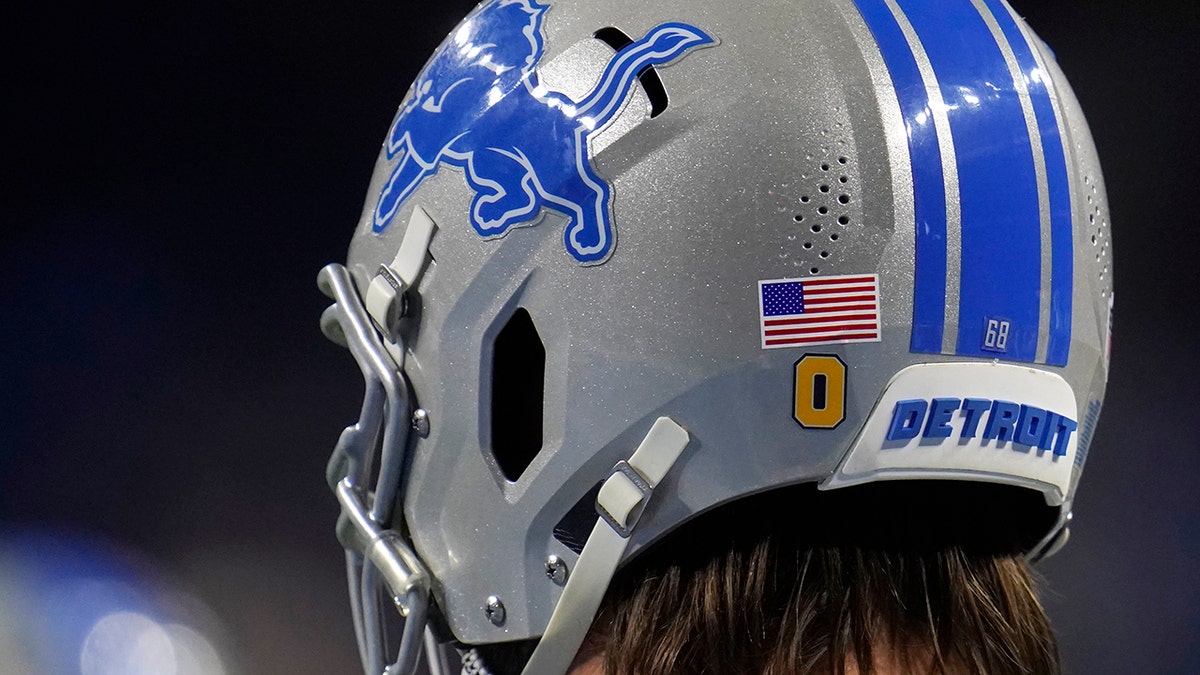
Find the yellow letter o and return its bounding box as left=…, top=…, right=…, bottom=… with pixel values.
left=793, top=355, right=847, bottom=429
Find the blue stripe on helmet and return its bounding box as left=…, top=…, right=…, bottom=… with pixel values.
left=897, top=1, right=1043, bottom=363
left=851, top=0, right=948, bottom=355
left=854, top=0, right=1049, bottom=364
left=981, top=0, right=1074, bottom=366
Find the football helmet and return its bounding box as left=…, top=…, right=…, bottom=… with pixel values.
left=317, top=0, right=1112, bottom=673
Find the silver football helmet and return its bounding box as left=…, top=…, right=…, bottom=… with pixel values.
left=317, top=0, right=1112, bottom=673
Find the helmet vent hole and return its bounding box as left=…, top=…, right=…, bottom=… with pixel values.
left=490, top=308, right=545, bottom=482
left=1083, top=173, right=1111, bottom=291
left=785, top=150, right=857, bottom=273
left=594, top=27, right=669, bottom=118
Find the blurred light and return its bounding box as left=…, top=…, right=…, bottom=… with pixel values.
left=80, top=612, right=175, bottom=675
left=0, top=528, right=234, bottom=674
left=165, top=623, right=227, bottom=675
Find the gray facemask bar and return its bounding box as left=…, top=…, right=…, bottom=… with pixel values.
left=319, top=251, right=1072, bottom=675
left=318, top=255, right=694, bottom=675
left=318, top=262, right=450, bottom=675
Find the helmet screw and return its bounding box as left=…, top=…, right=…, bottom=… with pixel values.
left=484, top=595, right=506, bottom=625
left=411, top=408, right=430, bottom=437
left=544, top=555, right=568, bottom=584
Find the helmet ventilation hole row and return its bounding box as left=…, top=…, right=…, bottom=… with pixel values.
left=1083, top=173, right=1111, bottom=294
left=786, top=150, right=856, bottom=276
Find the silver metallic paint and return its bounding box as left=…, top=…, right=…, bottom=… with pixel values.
left=330, top=0, right=1111, bottom=651
left=878, top=0, right=964, bottom=354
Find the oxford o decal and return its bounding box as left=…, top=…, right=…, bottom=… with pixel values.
left=371, top=0, right=714, bottom=264
left=793, top=354, right=847, bottom=429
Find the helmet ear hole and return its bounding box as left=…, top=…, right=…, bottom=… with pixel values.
left=490, top=308, right=546, bottom=482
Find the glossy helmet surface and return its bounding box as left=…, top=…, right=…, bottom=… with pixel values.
left=317, top=0, right=1112, bottom=673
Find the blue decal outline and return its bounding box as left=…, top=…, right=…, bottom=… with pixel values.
left=371, top=0, right=713, bottom=265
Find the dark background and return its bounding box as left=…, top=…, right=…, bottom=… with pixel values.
left=5, top=1, right=1197, bottom=673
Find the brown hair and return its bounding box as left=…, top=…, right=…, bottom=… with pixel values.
left=574, top=482, right=1061, bottom=675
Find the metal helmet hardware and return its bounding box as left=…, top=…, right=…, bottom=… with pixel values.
left=317, top=1, right=1112, bottom=673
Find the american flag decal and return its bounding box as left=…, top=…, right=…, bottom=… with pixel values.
left=759, top=275, right=882, bottom=349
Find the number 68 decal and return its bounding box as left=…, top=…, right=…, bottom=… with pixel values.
left=793, top=354, right=847, bottom=429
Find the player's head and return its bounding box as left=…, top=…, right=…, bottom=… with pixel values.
left=567, top=483, right=1062, bottom=675
left=316, top=0, right=1111, bottom=673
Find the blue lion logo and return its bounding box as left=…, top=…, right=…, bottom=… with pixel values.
left=372, top=0, right=713, bottom=264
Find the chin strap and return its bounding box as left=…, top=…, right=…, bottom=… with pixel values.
left=325, top=205, right=688, bottom=675
left=520, top=417, right=691, bottom=675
